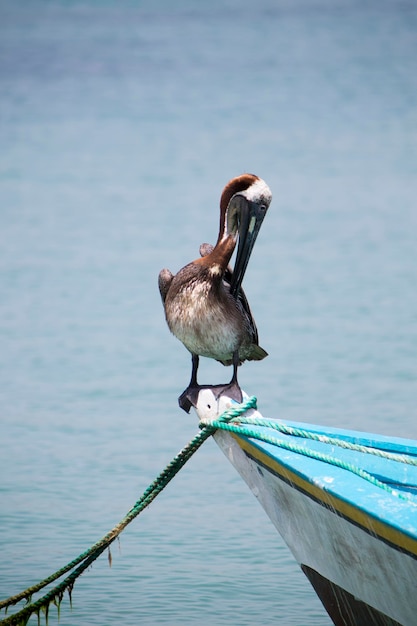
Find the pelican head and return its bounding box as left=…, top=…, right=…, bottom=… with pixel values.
left=221, top=175, right=272, bottom=298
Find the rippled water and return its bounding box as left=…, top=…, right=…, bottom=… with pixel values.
left=1, top=1, right=417, bottom=624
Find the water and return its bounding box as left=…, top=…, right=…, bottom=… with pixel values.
left=1, top=1, right=416, bottom=624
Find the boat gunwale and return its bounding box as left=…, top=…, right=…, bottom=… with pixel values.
left=227, top=429, right=417, bottom=560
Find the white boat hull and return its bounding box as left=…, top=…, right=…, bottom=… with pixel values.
left=214, top=428, right=414, bottom=626
left=195, top=390, right=417, bottom=626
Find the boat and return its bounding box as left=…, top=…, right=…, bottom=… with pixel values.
left=195, top=389, right=417, bottom=626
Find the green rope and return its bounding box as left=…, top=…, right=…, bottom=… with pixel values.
left=209, top=419, right=417, bottom=505
left=0, top=396, right=257, bottom=626
left=5, top=396, right=413, bottom=624
left=233, top=415, right=417, bottom=465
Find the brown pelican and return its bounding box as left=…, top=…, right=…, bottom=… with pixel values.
left=158, top=173, right=271, bottom=412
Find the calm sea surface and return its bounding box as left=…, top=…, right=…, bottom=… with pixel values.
left=1, top=1, right=417, bottom=624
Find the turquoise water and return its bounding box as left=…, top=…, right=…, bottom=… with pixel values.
left=1, top=1, right=417, bottom=624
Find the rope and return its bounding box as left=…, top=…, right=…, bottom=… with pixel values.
left=3, top=396, right=414, bottom=624
left=208, top=419, right=417, bottom=504
left=0, top=396, right=257, bottom=626
left=233, top=415, right=417, bottom=465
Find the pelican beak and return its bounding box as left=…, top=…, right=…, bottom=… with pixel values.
left=229, top=195, right=268, bottom=299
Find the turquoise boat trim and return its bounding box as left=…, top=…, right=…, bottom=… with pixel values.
left=235, top=415, right=417, bottom=465
left=208, top=420, right=417, bottom=504
left=229, top=433, right=417, bottom=560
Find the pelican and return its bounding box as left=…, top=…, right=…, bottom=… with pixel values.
left=158, top=173, right=271, bottom=412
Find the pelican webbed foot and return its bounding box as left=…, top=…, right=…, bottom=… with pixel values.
left=179, top=351, right=243, bottom=413
left=178, top=381, right=243, bottom=413
left=178, top=384, right=202, bottom=413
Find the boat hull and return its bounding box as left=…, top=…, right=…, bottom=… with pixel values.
left=213, top=427, right=417, bottom=626
left=302, top=564, right=401, bottom=626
